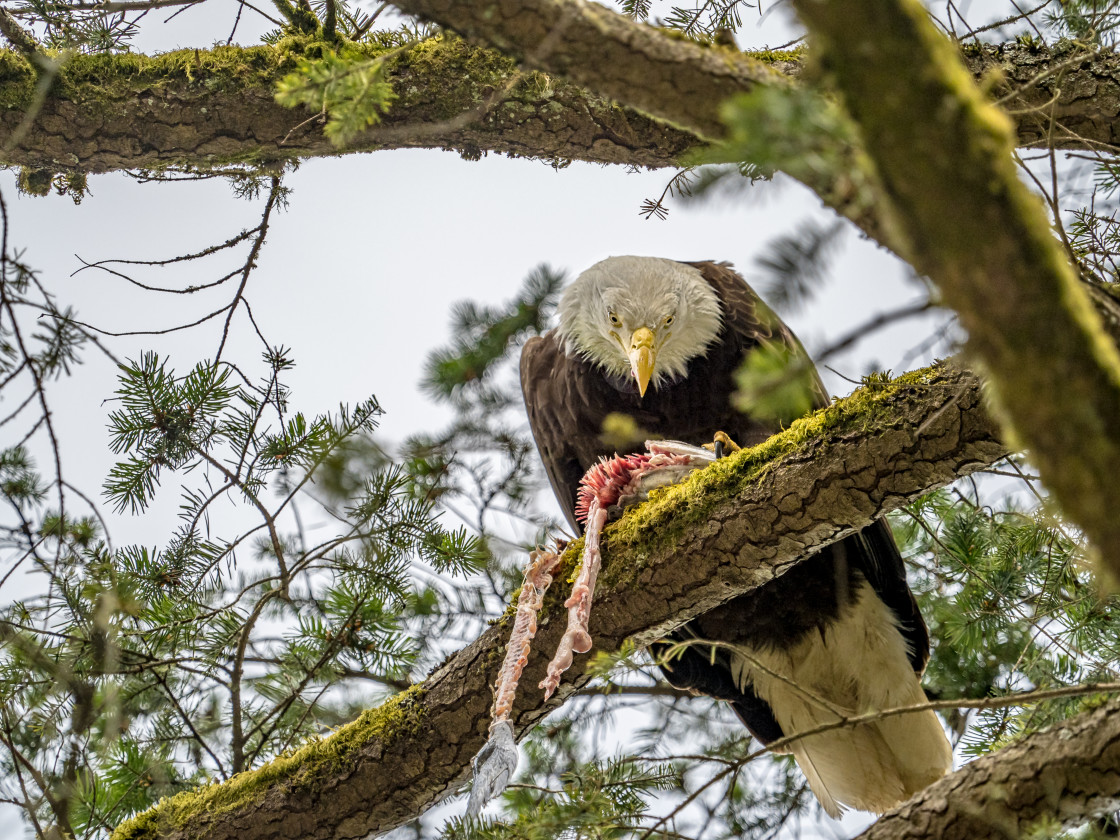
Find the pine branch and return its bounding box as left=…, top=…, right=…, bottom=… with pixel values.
left=110, top=364, right=1008, bottom=840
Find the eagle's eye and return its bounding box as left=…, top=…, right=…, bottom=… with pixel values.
left=664, top=315, right=675, bottom=327
left=608, top=312, right=621, bottom=327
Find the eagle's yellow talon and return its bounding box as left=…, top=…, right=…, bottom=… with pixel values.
left=703, top=431, right=741, bottom=454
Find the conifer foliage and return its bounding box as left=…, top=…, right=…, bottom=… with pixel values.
left=1, top=337, right=487, bottom=837
left=0, top=181, right=492, bottom=835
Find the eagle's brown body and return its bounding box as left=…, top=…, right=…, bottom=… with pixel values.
left=520, top=259, right=950, bottom=815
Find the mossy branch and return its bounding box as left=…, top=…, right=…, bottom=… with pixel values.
left=109, top=364, right=1006, bottom=840
left=0, top=37, right=697, bottom=175
left=0, top=35, right=1115, bottom=179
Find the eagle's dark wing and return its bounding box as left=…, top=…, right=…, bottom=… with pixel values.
left=520, top=332, right=591, bottom=532
left=686, top=261, right=930, bottom=674
left=686, top=260, right=831, bottom=414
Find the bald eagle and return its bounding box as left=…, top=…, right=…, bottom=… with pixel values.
left=520, top=257, right=951, bottom=816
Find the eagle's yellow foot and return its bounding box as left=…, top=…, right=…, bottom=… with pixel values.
left=703, top=430, right=741, bottom=459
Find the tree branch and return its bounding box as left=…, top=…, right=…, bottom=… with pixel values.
left=856, top=695, right=1120, bottom=839
left=0, top=39, right=697, bottom=175
left=390, top=0, right=786, bottom=141
left=0, top=36, right=1115, bottom=178
left=109, top=364, right=1008, bottom=840
left=0, top=9, right=40, bottom=61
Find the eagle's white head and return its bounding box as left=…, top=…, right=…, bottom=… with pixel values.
left=557, top=256, right=723, bottom=396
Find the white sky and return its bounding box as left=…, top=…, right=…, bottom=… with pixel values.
left=0, top=151, right=947, bottom=551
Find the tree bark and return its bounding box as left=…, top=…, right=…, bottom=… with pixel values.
left=0, top=36, right=1116, bottom=178
left=389, top=0, right=789, bottom=141
left=963, top=41, right=1120, bottom=151
left=856, top=696, right=1120, bottom=839
left=110, top=365, right=1009, bottom=840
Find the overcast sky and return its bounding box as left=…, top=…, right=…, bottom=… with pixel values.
left=0, top=148, right=951, bottom=546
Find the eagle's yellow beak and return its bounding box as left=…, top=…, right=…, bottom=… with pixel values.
left=628, top=327, right=657, bottom=398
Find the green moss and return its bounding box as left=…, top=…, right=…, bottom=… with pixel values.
left=746, top=46, right=807, bottom=63
left=0, top=51, right=35, bottom=109
left=14, top=167, right=87, bottom=200
left=394, top=34, right=519, bottom=120
left=0, top=34, right=402, bottom=113
left=110, top=684, right=426, bottom=840
left=958, top=40, right=985, bottom=58
left=1014, top=31, right=1045, bottom=50
left=16, top=166, right=53, bottom=195
left=55, top=42, right=310, bottom=104
left=599, top=365, right=946, bottom=583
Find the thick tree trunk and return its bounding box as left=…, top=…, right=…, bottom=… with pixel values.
left=110, top=365, right=1009, bottom=840
left=0, top=36, right=1115, bottom=177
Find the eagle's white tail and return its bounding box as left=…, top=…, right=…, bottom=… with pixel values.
left=731, top=587, right=952, bottom=817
